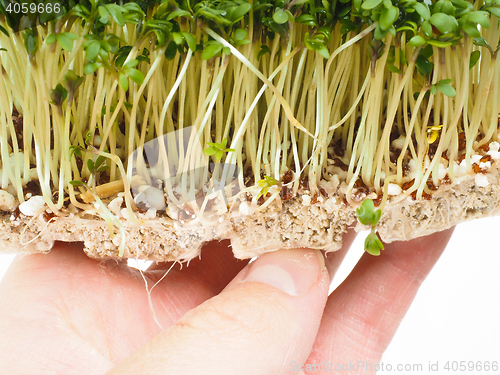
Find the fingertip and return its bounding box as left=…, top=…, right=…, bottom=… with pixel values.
left=109, top=248, right=330, bottom=374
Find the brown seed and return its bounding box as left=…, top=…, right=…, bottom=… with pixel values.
left=299, top=176, right=309, bottom=190
left=473, top=163, right=481, bottom=173
left=402, top=179, right=415, bottom=191
left=426, top=179, right=438, bottom=191
left=479, top=144, right=490, bottom=153
left=458, top=132, right=466, bottom=151
left=12, top=206, right=21, bottom=220
left=333, top=158, right=349, bottom=171
left=480, top=155, right=492, bottom=163
left=342, top=195, right=349, bottom=207
left=310, top=193, right=319, bottom=205
left=410, top=190, right=431, bottom=200
left=373, top=194, right=383, bottom=207
left=195, top=189, right=205, bottom=205
left=403, top=164, right=411, bottom=176
left=280, top=186, right=293, bottom=201
left=282, top=170, right=293, bottom=184
left=422, top=191, right=432, bottom=200
left=353, top=179, right=369, bottom=195
left=182, top=204, right=195, bottom=217
left=178, top=210, right=188, bottom=224
left=318, top=186, right=328, bottom=198
left=441, top=175, right=451, bottom=185
left=136, top=202, right=149, bottom=213
left=43, top=211, right=57, bottom=222
left=333, top=144, right=345, bottom=157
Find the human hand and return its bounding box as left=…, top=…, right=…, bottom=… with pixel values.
left=0, top=228, right=454, bottom=374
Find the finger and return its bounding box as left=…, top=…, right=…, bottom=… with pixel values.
left=323, top=227, right=357, bottom=282
left=107, top=248, right=330, bottom=375
left=146, top=239, right=249, bottom=295
left=138, top=240, right=249, bottom=329
left=306, top=228, right=454, bottom=373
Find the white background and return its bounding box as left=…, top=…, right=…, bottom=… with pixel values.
left=1, top=216, right=499, bottom=374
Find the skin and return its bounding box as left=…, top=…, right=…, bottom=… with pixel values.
left=0, top=227, right=454, bottom=374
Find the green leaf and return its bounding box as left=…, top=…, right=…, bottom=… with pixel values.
left=94, top=155, right=106, bottom=170
left=317, top=45, right=330, bottom=59
left=98, top=5, right=110, bottom=23
left=462, top=22, right=481, bottom=38
left=87, top=159, right=95, bottom=173
left=105, top=4, right=125, bottom=26
left=50, top=84, right=68, bottom=107
left=172, top=32, right=183, bottom=45
left=84, top=62, right=102, bottom=75
left=469, top=50, right=480, bottom=69
left=467, top=11, right=490, bottom=29
left=416, top=52, right=434, bottom=77
left=201, top=43, right=222, bottom=60
left=473, top=37, right=491, bottom=49
left=408, top=35, right=426, bottom=47
left=225, top=3, right=251, bottom=24
left=413, top=3, right=430, bottom=20
left=46, top=33, right=57, bottom=45
left=374, top=24, right=390, bottom=40
left=436, top=80, right=456, bottom=97
left=234, top=28, right=247, bottom=41
left=295, top=14, right=318, bottom=26
left=63, top=70, right=84, bottom=95
left=273, top=9, right=288, bottom=24
left=429, top=13, right=458, bottom=34
left=94, top=155, right=106, bottom=168
left=97, top=165, right=110, bottom=173
left=0, top=25, right=9, bottom=37
left=167, top=9, right=191, bottom=21
left=379, top=5, right=399, bottom=31
left=204, top=147, right=216, bottom=156
left=361, top=0, right=383, bottom=10
left=387, top=64, right=402, bottom=74
left=422, top=20, right=433, bottom=37
left=430, top=85, right=437, bottom=95
left=257, top=45, right=271, bottom=60
left=488, top=6, right=500, bottom=18
left=70, top=180, right=85, bottom=187
left=164, top=41, right=178, bottom=60
left=123, top=59, right=139, bottom=69
left=124, top=68, right=144, bottom=85
left=119, top=72, right=129, bottom=91
left=69, top=145, right=82, bottom=159
left=85, top=40, right=101, bottom=62
left=57, top=33, right=74, bottom=51
left=23, top=30, right=38, bottom=57
left=427, top=39, right=452, bottom=48
left=356, top=199, right=377, bottom=226
left=181, top=32, right=197, bottom=52
left=364, top=232, right=384, bottom=256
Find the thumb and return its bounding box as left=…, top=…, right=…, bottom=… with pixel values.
left=108, top=248, right=329, bottom=375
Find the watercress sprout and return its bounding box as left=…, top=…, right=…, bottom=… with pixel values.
left=356, top=199, right=384, bottom=256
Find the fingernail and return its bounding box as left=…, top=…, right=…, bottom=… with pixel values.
left=243, top=249, right=325, bottom=296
